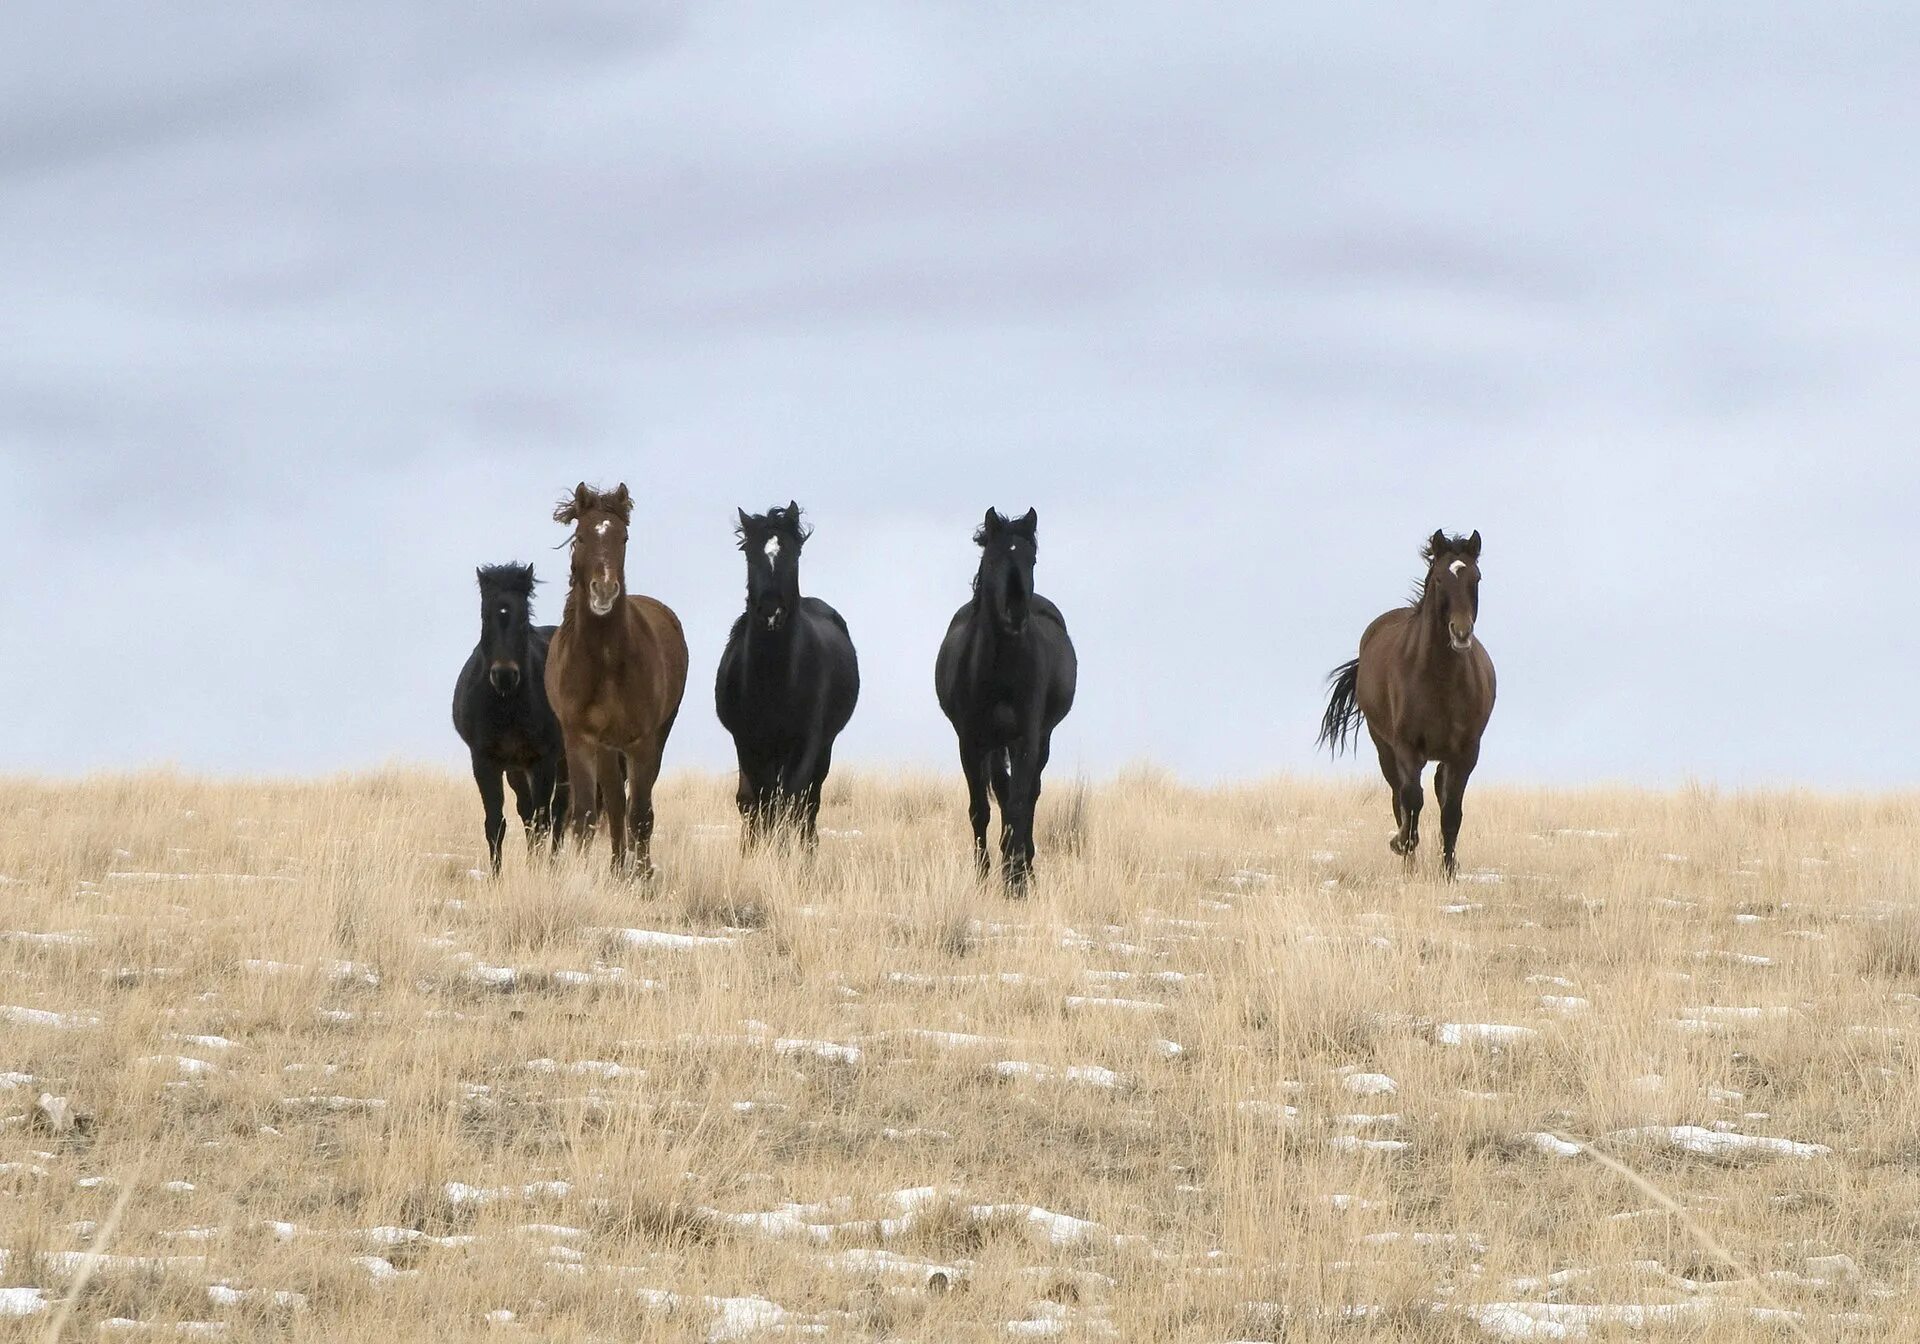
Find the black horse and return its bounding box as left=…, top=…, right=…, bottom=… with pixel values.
left=452, top=563, right=569, bottom=873
left=714, top=503, right=860, bottom=846
left=935, top=508, right=1077, bottom=892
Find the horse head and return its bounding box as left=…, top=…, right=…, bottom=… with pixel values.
left=735, top=500, right=809, bottom=634
left=974, top=507, right=1039, bottom=637
left=475, top=562, right=537, bottom=694
left=554, top=482, right=633, bottom=618
left=1422, top=528, right=1483, bottom=652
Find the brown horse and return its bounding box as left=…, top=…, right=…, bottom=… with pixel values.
left=1318, top=530, right=1496, bottom=879
left=545, top=482, right=690, bottom=876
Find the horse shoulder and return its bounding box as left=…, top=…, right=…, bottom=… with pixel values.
left=451, top=646, right=485, bottom=742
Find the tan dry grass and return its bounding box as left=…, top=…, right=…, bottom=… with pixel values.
left=0, top=769, right=1914, bottom=1340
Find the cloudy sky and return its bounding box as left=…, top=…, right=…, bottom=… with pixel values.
left=2, top=3, right=1915, bottom=787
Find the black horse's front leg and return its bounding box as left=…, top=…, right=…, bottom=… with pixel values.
left=959, top=741, right=993, bottom=880
left=472, top=754, right=507, bottom=875
left=1003, top=733, right=1048, bottom=894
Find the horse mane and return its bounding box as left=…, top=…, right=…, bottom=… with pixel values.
left=553, top=483, right=633, bottom=526
left=476, top=562, right=536, bottom=597
left=973, top=510, right=1039, bottom=550
left=735, top=503, right=811, bottom=549
left=1420, top=532, right=1475, bottom=564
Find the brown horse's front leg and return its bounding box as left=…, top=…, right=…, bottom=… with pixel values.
left=563, top=740, right=599, bottom=851
left=595, top=747, right=631, bottom=874
left=1435, top=752, right=1476, bottom=880
left=1387, top=753, right=1424, bottom=864
left=623, top=740, right=663, bottom=880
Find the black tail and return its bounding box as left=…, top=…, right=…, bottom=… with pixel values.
left=1317, top=658, right=1364, bottom=756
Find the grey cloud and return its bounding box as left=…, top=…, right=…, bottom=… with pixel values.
left=2, top=3, right=1916, bottom=785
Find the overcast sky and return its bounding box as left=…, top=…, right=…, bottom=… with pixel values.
left=2, top=3, right=1915, bottom=787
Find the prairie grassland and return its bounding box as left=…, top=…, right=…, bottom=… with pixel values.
left=1, top=769, right=1916, bottom=1341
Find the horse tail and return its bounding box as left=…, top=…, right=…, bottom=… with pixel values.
left=1317, top=658, right=1364, bottom=756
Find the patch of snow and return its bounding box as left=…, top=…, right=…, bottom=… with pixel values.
left=608, top=927, right=736, bottom=950
left=2, top=1004, right=100, bottom=1029
left=1063, top=995, right=1165, bottom=1012
left=1518, top=1132, right=1585, bottom=1158
left=993, top=1060, right=1125, bottom=1089
left=1607, top=1126, right=1831, bottom=1159
left=1436, top=1023, right=1537, bottom=1047
left=1341, top=1072, right=1398, bottom=1096
left=0, top=1286, right=49, bottom=1316
left=444, top=1179, right=573, bottom=1207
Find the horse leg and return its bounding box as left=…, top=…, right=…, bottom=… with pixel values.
left=781, top=721, right=828, bottom=851
left=1007, top=733, right=1049, bottom=894
left=1437, top=752, right=1477, bottom=881
left=1391, top=753, right=1426, bottom=866
left=596, top=747, right=631, bottom=874
left=625, top=742, right=664, bottom=879
left=546, top=760, right=570, bottom=857
left=734, top=747, right=766, bottom=849
left=800, top=743, right=833, bottom=852
left=563, top=739, right=599, bottom=851
left=507, top=769, right=539, bottom=856
left=960, top=741, right=993, bottom=880
left=472, top=753, right=507, bottom=876
left=987, top=748, right=1017, bottom=887
left=1371, top=733, right=1407, bottom=852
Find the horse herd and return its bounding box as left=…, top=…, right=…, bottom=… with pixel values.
left=454, top=483, right=1494, bottom=891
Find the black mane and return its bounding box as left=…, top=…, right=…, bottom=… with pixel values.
left=477, top=562, right=537, bottom=598
left=735, top=503, right=811, bottom=550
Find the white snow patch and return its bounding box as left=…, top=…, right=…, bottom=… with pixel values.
left=2, top=1004, right=100, bottom=1029
left=608, top=927, right=736, bottom=950
left=993, top=1060, right=1125, bottom=1089
left=1341, top=1072, right=1398, bottom=1096
left=1436, top=1023, right=1537, bottom=1047
left=1607, top=1126, right=1831, bottom=1159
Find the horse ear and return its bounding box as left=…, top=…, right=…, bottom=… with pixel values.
left=610, top=483, right=632, bottom=520
left=1428, top=528, right=1448, bottom=557
left=787, top=499, right=800, bottom=519
left=737, top=507, right=752, bottom=531
left=553, top=484, right=588, bottom=525
left=1013, top=507, right=1038, bottom=536
left=1465, top=529, right=1482, bottom=559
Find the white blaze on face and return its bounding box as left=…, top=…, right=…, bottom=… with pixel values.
left=764, top=536, right=780, bottom=565
left=1449, top=559, right=1468, bottom=576
left=594, top=519, right=611, bottom=536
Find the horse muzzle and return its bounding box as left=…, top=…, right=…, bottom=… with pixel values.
left=1448, top=623, right=1475, bottom=652
left=487, top=662, right=521, bottom=694
left=756, top=604, right=787, bottom=632
left=587, top=582, right=621, bottom=616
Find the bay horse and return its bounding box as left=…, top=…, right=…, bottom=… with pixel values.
left=935, top=508, right=1077, bottom=892
left=545, top=483, right=690, bottom=877
left=451, top=563, right=569, bottom=873
left=715, top=503, right=860, bottom=847
left=1318, top=530, right=1496, bottom=879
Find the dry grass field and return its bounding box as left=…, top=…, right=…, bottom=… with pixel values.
left=3, top=769, right=1918, bottom=1341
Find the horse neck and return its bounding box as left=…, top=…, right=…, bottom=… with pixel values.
left=563, top=585, right=640, bottom=653
left=1407, top=587, right=1461, bottom=680
left=741, top=609, right=796, bottom=678
left=967, top=589, right=1018, bottom=662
